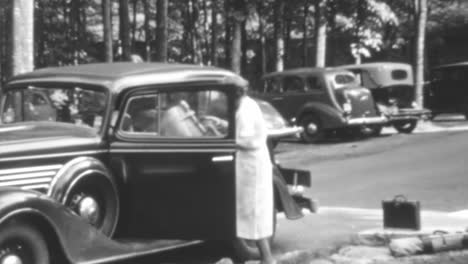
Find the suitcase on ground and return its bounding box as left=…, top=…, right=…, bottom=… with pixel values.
left=382, top=195, right=421, bottom=230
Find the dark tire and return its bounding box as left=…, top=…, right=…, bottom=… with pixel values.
left=231, top=211, right=277, bottom=261
left=64, top=175, right=119, bottom=237
left=300, top=114, right=324, bottom=143
left=393, top=120, right=418, bottom=134
left=0, top=221, right=50, bottom=264
left=364, top=125, right=383, bottom=137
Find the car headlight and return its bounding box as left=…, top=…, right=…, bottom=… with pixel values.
left=343, top=101, right=352, bottom=113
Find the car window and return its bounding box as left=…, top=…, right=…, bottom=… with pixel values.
left=391, top=70, right=408, bottom=80
left=306, top=77, right=324, bottom=91
left=282, top=76, right=305, bottom=92
left=263, top=79, right=282, bottom=93
left=332, top=73, right=358, bottom=89
left=120, top=89, right=229, bottom=138
left=1, top=86, right=107, bottom=130
left=335, top=74, right=355, bottom=84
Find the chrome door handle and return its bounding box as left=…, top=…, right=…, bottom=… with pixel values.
left=212, top=155, right=234, bottom=162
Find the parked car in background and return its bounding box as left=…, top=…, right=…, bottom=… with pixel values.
left=338, top=62, right=430, bottom=134
left=426, top=62, right=468, bottom=120
left=253, top=68, right=387, bottom=143
left=0, top=63, right=313, bottom=264
left=255, top=98, right=302, bottom=147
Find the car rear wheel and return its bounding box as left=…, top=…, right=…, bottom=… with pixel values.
left=393, top=120, right=417, bottom=133
left=64, top=175, right=119, bottom=237
left=300, top=114, right=324, bottom=143
left=0, top=221, right=50, bottom=264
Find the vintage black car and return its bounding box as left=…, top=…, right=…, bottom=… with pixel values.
left=0, top=63, right=312, bottom=264
left=254, top=68, right=387, bottom=143
left=338, top=62, right=431, bottom=134
left=426, top=62, right=468, bottom=119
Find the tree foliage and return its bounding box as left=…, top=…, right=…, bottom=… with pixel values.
left=0, top=0, right=467, bottom=86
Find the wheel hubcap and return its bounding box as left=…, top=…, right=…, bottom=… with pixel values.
left=1, top=254, right=23, bottom=264
left=306, top=123, right=317, bottom=134
left=73, top=195, right=101, bottom=226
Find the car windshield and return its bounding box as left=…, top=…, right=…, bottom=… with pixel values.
left=330, top=73, right=358, bottom=89
left=1, top=85, right=107, bottom=131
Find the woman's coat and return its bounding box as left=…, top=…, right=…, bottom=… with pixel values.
left=235, top=96, right=273, bottom=239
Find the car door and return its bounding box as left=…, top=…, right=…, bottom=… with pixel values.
left=110, top=84, right=237, bottom=240
left=275, top=75, right=310, bottom=121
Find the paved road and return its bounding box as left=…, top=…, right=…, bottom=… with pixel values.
left=278, top=129, right=468, bottom=211
left=119, top=119, right=468, bottom=263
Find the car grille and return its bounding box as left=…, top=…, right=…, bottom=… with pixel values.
left=0, top=164, right=63, bottom=193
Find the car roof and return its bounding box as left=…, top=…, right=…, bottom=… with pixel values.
left=337, top=62, right=412, bottom=71
left=262, top=67, right=350, bottom=79
left=432, top=61, right=468, bottom=70
left=7, top=62, right=246, bottom=93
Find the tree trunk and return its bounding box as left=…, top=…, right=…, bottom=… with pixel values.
left=70, top=0, right=80, bottom=64
left=302, top=0, right=310, bottom=67
left=415, top=0, right=427, bottom=109
left=284, top=7, right=291, bottom=68
left=35, top=0, right=45, bottom=68
left=132, top=0, right=138, bottom=48
left=102, top=0, right=113, bottom=62
left=241, top=20, right=247, bottom=75
left=210, top=0, right=218, bottom=66
left=187, top=0, right=202, bottom=64
left=0, top=3, right=11, bottom=83
left=224, top=0, right=232, bottom=68
left=315, top=0, right=327, bottom=67
left=143, top=0, right=151, bottom=61
left=10, top=0, right=34, bottom=75
left=119, top=0, right=131, bottom=61
left=231, top=17, right=242, bottom=74
left=230, top=0, right=246, bottom=74
left=274, top=0, right=285, bottom=72
left=155, top=0, right=168, bottom=62
left=257, top=0, right=267, bottom=75
left=326, top=0, right=337, bottom=66
left=202, top=0, right=210, bottom=64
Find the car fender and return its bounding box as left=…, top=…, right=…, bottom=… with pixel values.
left=297, top=102, right=345, bottom=129
left=0, top=188, right=126, bottom=264
left=48, top=156, right=116, bottom=203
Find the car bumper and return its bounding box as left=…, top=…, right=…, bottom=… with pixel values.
left=387, top=108, right=432, bottom=121
left=267, top=126, right=303, bottom=139
left=345, top=115, right=388, bottom=126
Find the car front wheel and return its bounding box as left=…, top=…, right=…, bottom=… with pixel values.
left=64, top=174, right=119, bottom=237
left=0, top=221, right=50, bottom=264
left=393, top=120, right=417, bottom=133
left=363, top=125, right=383, bottom=137
left=300, top=114, right=324, bottom=143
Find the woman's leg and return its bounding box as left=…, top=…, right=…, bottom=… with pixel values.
left=256, top=238, right=276, bottom=264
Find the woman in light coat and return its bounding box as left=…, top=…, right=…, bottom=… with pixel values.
left=235, top=85, right=275, bottom=264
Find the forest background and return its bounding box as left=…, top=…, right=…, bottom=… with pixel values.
left=1, top=0, right=468, bottom=106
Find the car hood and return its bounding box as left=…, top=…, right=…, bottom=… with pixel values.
left=0, top=122, right=102, bottom=159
